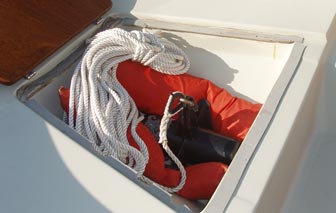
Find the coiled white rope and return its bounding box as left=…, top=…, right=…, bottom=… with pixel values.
left=68, top=28, right=190, bottom=192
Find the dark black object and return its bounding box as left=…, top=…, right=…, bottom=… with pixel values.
left=167, top=99, right=240, bottom=165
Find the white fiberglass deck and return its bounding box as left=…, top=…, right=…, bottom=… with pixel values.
left=1, top=0, right=335, bottom=211
left=282, top=60, right=336, bottom=213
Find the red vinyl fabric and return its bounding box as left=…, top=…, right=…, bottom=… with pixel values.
left=59, top=88, right=227, bottom=200
left=59, top=60, right=261, bottom=200
left=117, top=60, right=261, bottom=142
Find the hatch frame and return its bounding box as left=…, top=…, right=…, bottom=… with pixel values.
left=17, top=17, right=306, bottom=212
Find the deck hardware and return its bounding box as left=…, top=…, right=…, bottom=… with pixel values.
left=25, top=71, right=37, bottom=80
left=95, top=17, right=104, bottom=25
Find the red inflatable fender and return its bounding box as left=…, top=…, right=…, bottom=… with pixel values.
left=117, top=60, right=261, bottom=142
left=59, top=87, right=227, bottom=200
left=59, top=60, right=262, bottom=200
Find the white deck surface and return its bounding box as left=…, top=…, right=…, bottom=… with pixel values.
left=1, top=0, right=336, bottom=212
left=283, top=135, right=336, bottom=212
left=282, top=52, right=336, bottom=212
left=112, top=0, right=336, bottom=34
left=0, top=87, right=175, bottom=213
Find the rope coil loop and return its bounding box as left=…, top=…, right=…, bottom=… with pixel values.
left=68, top=28, right=190, bottom=192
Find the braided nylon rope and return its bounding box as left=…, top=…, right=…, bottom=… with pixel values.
left=158, top=92, right=187, bottom=192
left=68, top=28, right=190, bottom=192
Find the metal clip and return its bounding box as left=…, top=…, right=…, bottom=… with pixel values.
left=168, top=92, right=185, bottom=114
left=179, top=97, right=198, bottom=112
left=168, top=92, right=198, bottom=114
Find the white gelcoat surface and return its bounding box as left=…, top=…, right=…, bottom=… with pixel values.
left=0, top=87, right=174, bottom=213
left=1, top=1, right=336, bottom=212
left=112, top=0, right=336, bottom=35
